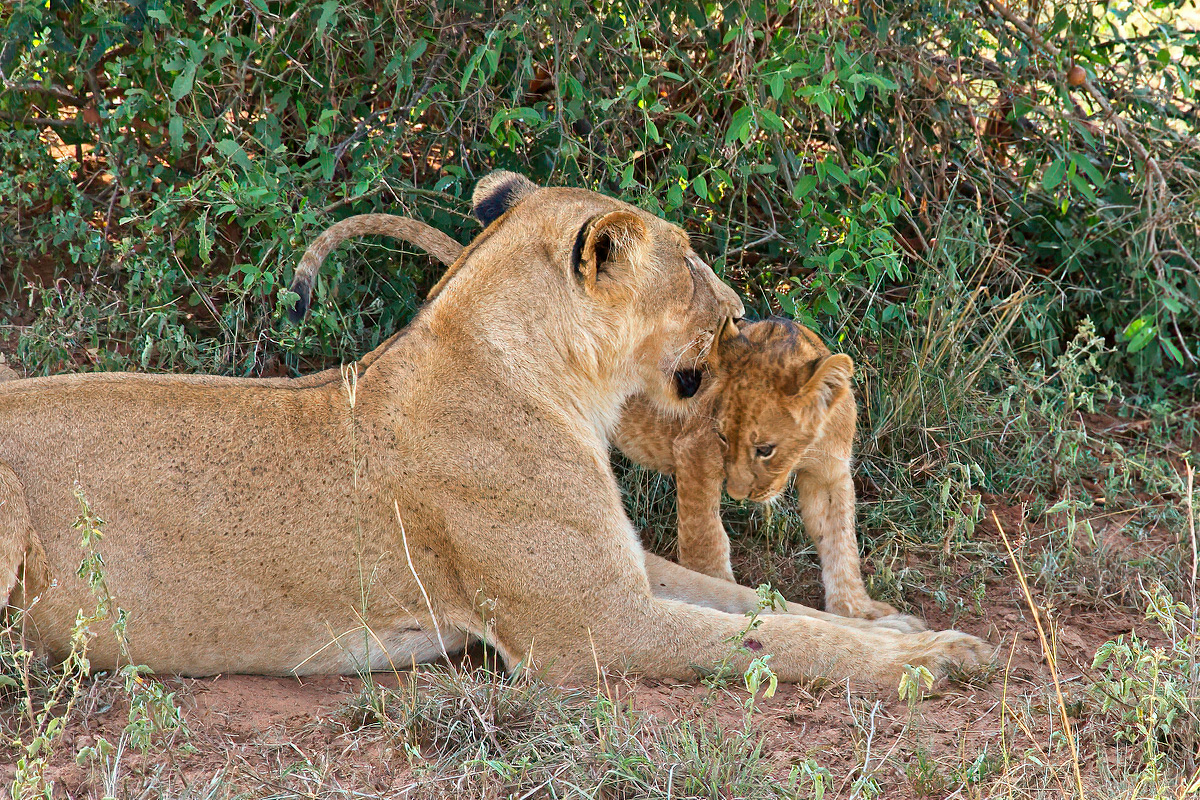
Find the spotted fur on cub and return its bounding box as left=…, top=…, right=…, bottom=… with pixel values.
left=615, top=318, right=924, bottom=630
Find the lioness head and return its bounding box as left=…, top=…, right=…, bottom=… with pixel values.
left=431, top=171, right=745, bottom=422
left=710, top=318, right=854, bottom=503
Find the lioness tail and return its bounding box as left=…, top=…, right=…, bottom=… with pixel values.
left=288, top=214, right=461, bottom=322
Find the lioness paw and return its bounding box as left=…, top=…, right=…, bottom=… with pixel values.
left=907, top=630, right=996, bottom=679
left=872, top=613, right=929, bottom=633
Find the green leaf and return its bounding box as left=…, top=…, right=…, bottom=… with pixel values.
left=758, top=107, right=785, bottom=133
left=215, top=139, right=252, bottom=171
left=791, top=175, right=818, bottom=200
left=1123, top=317, right=1155, bottom=354
left=489, top=107, right=542, bottom=135
left=459, top=44, right=486, bottom=93
left=823, top=161, right=849, bottom=185
left=1042, top=159, right=1067, bottom=191
left=168, top=116, right=183, bottom=153
left=1069, top=152, right=1106, bottom=187
left=725, top=106, right=754, bottom=145
left=1162, top=337, right=1185, bottom=365
left=645, top=118, right=661, bottom=143
left=1068, top=172, right=1097, bottom=202
left=692, top=174, right=708, bottom=199
left=170, top=64, right=195, bottom=101
left=315, top=0, right=338, bottom=37
left=766, top=72, right=785, bottom=99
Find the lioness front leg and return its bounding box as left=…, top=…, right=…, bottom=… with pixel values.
left=671, top=424, right=735, bottom=582
left=794, top=460, right=920, bottom=626
left=488, top=551, right=991, bottom=686
left=643, top=553, right=925, bottom=633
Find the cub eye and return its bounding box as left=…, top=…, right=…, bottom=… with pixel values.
left=755, top=443, right=775, bottom=459
left=716, top=431, right=728, bottom=447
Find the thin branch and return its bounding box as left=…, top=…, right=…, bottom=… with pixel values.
left=2, top=80, right=87, bottom=105
left=0, top=110, right=77, bottom=129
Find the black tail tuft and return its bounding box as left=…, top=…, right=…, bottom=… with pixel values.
left=287, top=277, right=312, bottom=323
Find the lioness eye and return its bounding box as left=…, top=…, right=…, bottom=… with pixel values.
left=755, top=444, right=775, bottom=459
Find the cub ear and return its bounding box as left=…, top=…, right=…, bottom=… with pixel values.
left=472, top=170, right=539, bottom=226
left=574, top=210, right=649, bottom=294
left=786, top=353, right=854, bottom=414
left=705, top=317, right=744, bottom=371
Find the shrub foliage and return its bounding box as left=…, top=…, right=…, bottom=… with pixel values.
left=1, top=0, right=1197, bottom=390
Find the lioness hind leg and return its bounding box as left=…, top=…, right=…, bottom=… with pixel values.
left=793, top=460, right=926, bottom=630
left=0, top=461, right=47, bottom=605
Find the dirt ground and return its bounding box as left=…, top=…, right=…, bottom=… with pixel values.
left=0, top=521, right=1160, bottom=799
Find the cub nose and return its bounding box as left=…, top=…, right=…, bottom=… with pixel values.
left=725, top=475, right=751, bottom=500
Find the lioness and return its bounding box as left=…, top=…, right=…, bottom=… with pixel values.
left=1, top=172, right=989, bottom=684
left=293, top=215, right=911, bottom=627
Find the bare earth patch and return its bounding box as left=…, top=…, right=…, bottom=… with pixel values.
left=0, top=562, right=1161, bottom=798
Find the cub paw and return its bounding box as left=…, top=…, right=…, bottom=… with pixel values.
left=828, top=596, right=904, bottom=621
left=680, top=557, right=736, bottom=584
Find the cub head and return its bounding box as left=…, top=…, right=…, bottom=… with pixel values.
left=442, top=171, right=745, bottom=421
left=710, top=318, right=855, bottom=503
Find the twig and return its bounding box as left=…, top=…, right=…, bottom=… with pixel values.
left=1, top=80, right=88, bottom=105
left=1187, top=462, right=1197, bottom=598
left=993, top=511, right=1086, bottom=800
left=394, top=500, right=448, bottom=661
left=0, top=110, right=77, bottom=129
left=725, top=231, right=780, bottom=257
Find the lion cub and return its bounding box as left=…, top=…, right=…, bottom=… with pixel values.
left=614, top=317, right=904, bottom=623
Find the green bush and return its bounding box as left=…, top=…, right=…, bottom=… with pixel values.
left=1, top=0, right=1197, bottom=390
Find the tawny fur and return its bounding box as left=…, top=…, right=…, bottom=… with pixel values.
left=291, top=215, right=915, bottom=628
left=0, top=174, right=990, bottom=685
left=613, top=318, right=918, bottom=628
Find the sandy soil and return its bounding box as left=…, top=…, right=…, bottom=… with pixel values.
left=0, top=534, right=1158, bottom=799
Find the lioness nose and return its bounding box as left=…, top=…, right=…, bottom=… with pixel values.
left=689, top=252, right=746, bottom=321
left=719, top=283, right=745, bottom=321
left=706, top=267, right=745, bottom=320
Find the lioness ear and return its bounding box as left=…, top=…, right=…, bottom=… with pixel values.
left=786, top=354, right=854, bottom=415
left=472, top=170, right=538, bottom=226
left=573, top=210, right=649, bottom=293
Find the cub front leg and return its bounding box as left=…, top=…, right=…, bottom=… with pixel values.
left=671, top=424, right=735, bottom=582
left=793, top=458, right=911, bottom=623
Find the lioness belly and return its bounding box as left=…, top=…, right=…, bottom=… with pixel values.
left=0, top=372, right=444, bottom=675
